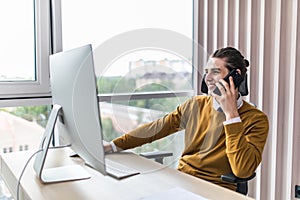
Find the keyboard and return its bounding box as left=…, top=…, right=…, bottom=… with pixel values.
left=105, top=159, right=140, bottom=179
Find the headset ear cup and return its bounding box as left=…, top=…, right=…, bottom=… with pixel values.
left=239, top=73, right=249, bottom=96
left=201, top=74, right=208, bottom=94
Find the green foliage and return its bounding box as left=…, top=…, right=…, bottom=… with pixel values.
left=128, top=97, right=184, bottom=112
left=135, top=83, right=170, bottom=92
left=97, top=76, right=136, bottom=93
left=101, top=118, right=122, bottom=141
left=9, top=106, right=50, bottom=127
left=96, top=75, right=192, bottom=94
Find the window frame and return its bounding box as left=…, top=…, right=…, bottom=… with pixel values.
left=0, top=0, right=51, bottom=106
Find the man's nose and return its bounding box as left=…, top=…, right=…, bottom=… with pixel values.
left=205, top=72, right=213, bottom=81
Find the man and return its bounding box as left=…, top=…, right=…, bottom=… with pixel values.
left=104, top=47, right=269, bottom=191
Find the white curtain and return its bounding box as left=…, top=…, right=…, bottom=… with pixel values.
left=196, top=0, right=300, bottom=199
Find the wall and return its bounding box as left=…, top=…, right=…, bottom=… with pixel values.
left=196, top=0, right=300, bottom=199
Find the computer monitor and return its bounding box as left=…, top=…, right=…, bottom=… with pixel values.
left=33, top=44, right=106, bottom=183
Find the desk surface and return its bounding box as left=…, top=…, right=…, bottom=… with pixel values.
left=0, top=148, right=253, bottom=200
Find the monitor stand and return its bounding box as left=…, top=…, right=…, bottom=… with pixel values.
left=33, top=104, right=91, bottom=183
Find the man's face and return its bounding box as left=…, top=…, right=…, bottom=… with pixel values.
left=204, top=57, right=230, bottom=95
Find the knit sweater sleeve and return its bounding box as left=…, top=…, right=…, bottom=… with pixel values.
left=112, top=99, right=192, bottom=150
left=224, top=109, right=269, bottom=178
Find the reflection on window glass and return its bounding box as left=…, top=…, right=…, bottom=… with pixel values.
left=0, top=106, right=50, bottom=154
left=0, top=0, right=35, bottom=81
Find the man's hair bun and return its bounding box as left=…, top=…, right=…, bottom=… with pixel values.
left=244, top=59, right=249, bottom=67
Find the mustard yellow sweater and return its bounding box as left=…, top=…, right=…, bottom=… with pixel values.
left=113, top=95, right=269, bottom=191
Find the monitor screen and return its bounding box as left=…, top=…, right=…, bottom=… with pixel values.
left=33, top=44, right=106, bottom=183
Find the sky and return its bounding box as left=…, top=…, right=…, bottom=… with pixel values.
left=0, top=0, right=35, bottom=80
left=61, top=0, right=193, bottom=76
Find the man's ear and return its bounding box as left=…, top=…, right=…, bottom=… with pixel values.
left=236, top=69, right=242, bottom=75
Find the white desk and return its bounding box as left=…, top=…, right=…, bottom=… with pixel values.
left=0, top=148, right=253, bottom=200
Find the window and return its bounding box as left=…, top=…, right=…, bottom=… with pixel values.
left=0, top=0, right=51, bottom=99
left=59, top=0, right=195, bottom=167
left=0, top=0, right=197, bottom=195
left=59, top=1, right=195, bottom=90
left=60, top=0, right=194, bottom=95
left=0, top=1, right=53, bottom=196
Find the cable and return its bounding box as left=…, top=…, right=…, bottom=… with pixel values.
left=16, top=149, right=42, bottom=200
left=16, top=144, right=71, bottom=200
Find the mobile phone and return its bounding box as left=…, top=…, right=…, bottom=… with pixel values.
left=213, top=69, right=244, bottom=95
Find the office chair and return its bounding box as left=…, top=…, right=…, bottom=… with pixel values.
left=221, top=172, right=256, bottom=195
